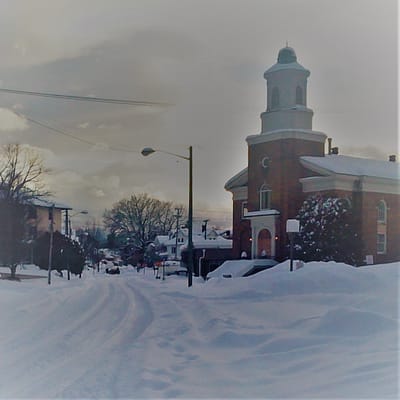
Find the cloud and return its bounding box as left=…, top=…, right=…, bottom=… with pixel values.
left=0, top=108, right=29, bottom=131
left=89, top=142, right=110, bottom=152
left=93, top=189, right=105, bottom=198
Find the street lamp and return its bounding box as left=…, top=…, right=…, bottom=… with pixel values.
left=66, top=210, right=88, bottom=238
left=141, top=146, right=194, bottom=287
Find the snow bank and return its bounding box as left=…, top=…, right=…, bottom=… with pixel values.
left=0, top=260, right=398, bottom=398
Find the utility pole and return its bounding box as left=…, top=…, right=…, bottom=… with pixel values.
left=64, top=209, right=71, bottom=280
left=48, top=204, right=55, bottom=285
left=64, top=209, right=69, bottom=236
left=202, top=219, right=209, bottom=240
left=174, top=208, right=182, bottom=260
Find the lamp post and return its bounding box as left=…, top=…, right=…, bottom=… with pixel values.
left=286, top=219, right=300, bottom=272
left=141, top=146, right=193, bottom=287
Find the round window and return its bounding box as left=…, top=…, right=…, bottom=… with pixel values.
left=261, top=157, right=270, bottom=169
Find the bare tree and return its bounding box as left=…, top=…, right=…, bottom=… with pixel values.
left=0, top=144, right=50, bottom=279
left=103, top=193, right=186, bottom=251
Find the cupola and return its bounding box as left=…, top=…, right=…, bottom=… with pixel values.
left=260, top=45, right=313, bottom=133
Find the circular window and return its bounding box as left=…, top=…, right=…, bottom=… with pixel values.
left=261, top=157, right=270, bottom=169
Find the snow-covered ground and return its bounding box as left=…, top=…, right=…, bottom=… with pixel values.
left=0, top=260, right=398, bottom=399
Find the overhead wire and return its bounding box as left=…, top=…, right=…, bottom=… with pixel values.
left=0, top=87, right=172, bottom=152
left=13, top=111, right=141, bottom=154
left=0, top=87, right=170, bottom=107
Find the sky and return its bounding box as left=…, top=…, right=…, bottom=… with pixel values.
left=0, top=0, right=397, bottom=229
left=0, top=259, right=398, bottom=398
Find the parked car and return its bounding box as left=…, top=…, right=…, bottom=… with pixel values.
left=206, top=259, right=278, bottom=280
left=105, top=266, right=120, bottom=275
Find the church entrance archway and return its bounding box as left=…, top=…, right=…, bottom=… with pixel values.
left=257, top=229, right=271, bottom=258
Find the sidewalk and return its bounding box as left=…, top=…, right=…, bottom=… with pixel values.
left=0, top=272, right=46, bottom=280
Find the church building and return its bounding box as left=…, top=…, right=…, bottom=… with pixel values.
left=225, top=46, right=399, bottom=265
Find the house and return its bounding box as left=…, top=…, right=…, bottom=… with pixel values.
left=28, top=198, right=71, bottom=238
left=0, top=184, right=71, bottom=239
left=225, top=46, right=399, bottom=265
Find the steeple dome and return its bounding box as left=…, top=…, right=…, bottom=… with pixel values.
left=277, top=46, right=297, bottom=64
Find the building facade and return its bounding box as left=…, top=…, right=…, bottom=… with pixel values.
left=225, top=46, right=399, bottom=265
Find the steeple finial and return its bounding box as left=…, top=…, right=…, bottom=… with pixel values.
left=286, top=40, right=289, bottom=47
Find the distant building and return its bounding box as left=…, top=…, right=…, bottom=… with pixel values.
left=225, top=46, right=399, bottom=265
left=28, top=198, right=71, bottom=237
left=0, top=185, right=71, bottom=238
left=159, top=227, right=232, bottom=260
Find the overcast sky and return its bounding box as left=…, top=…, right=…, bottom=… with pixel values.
left=0, top=0, right=397, bottom=229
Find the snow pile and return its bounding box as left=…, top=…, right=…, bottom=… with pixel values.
left=0, top=261, right=398, bottom=398
left=206, top=259, right=259, bottom=278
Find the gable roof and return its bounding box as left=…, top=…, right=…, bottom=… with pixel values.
left=301, top=155, right=400, bottom=181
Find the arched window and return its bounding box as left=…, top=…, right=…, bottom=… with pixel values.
left=271, top=87, right=280, bottom=109
left=259, top=184, right=271, bottom=210
left=377, top=200, right=387, bottom=223
left=296, top=86, right=304, bottom=105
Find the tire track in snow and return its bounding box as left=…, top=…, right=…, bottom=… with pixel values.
left=0, top=276, right=142, bottom=398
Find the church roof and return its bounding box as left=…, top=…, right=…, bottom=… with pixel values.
left=301, top=155, right=400, bottom=180
left=224, top=167, right=248, bottom=190
left=225, top=155, right=399, bottom=193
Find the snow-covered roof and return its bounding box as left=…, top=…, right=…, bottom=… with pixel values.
left=192, top=236, right=232, bottom=249
left=301, top=155, right=400, bottom=180
left=224, top=167, right=248, bottom=190
left=154, top=235, right=169, bottom=245
left=30, top=198, right=72, bottom=210
left=177, top=236, right=232, bottom=250
left=246, top=209, right=280, bottom=217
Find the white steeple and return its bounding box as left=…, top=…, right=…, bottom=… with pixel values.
left=260, top=46, right=314, bottom=133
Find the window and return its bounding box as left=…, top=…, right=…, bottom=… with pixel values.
left=377, top=200, right=387, bottom=223
left=259, top=185, right=271, bottom=210
left=242, top=202, right=248, bottom=218
left=261, top=156, right=270, bottom=169
left=271, top=87, right=280, bottom=109
left=296, top=85, right=304, bottom=105
left=377, top=233, right=386, bottom=254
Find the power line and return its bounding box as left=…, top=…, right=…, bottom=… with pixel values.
left=14, top=111, right=141, bottom=153
left=0, top=88, right=170, bottom=106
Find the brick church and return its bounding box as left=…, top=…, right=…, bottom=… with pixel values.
left=225, top=46, right=399, bottom=265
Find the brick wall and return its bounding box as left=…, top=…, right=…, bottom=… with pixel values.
left=232, top=199, right=251, bottom=259
left=247, top=138, right=324, bottom=259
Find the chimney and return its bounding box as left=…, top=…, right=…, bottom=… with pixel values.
left=328, top=138, right=332, bottom=154
left=327, top=138, right=332, bottom=154
left=331, top=147, right=339, bottom=155
left=389, top=155, right=396, bottom=162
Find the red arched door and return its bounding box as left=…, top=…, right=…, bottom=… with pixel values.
left=258, top=229, right=271, bottom=258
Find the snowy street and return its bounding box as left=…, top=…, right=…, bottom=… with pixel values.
left=0, top=262, right=398, bottom=398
